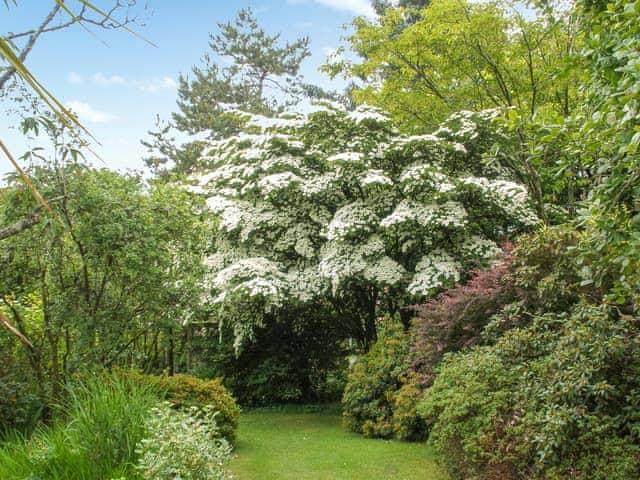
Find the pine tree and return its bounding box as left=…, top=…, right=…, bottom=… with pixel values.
left=173, top=8, right=310, bottom=137
left=143, top=8, right=315, bottom=177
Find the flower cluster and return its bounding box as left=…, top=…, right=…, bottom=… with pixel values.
left=408, top=250, right=462, bottom=295
left=186, top=104, right=537, bottom=344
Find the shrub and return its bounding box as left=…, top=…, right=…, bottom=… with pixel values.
left=123, top=371, right=240, bottom=443
left=406, top=248, right=515, bottom=390
left=190, top=307, right=348, bottom=406
left=341, top=318, right=409, bottom=438
left=391, top=378, right=428, bottom=441
left=0, top=374, right=42, bottom=436
left=419, top=304, right=640, bottom=480
left=135, top=402, right=232, bottom=480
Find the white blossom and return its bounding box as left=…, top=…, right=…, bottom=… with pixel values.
left=380, top=200, right=467, bottom=228
left=364, top=256, right=406, bottom=286
left=319, top=235, right=386, bottom=292
left=188, top=103, right=538, bottom=344
left=346, top=105, right=390, bottom=124
left=362, top=169, right=393, bottom=187
left=327, top=151, right=364, bottom=163
left=258, top=172, right=302, bottom=194
left=459, top=235, right=500, bottom=260
left=205, top=195, right=235, bottom=214
left=325, top=202, right=378, bottom=240
left=212, top=257, right=290, bottom=305
left=408, top=250, right=461, bottom=295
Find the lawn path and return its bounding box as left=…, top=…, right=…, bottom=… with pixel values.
left=227, top=409, right=446, bottom=480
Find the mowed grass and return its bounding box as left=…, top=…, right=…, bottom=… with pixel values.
left=227, top=408, right=446, bottom=480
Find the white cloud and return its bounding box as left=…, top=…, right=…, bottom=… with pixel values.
left=295, top=20, right=314, bottom=29
left=288, top=0, right=375, bottom=17
left=135, top=76, right=178, bottom=93
left=66, top=101, right=117, bottom=123
left=92, top=72, right=126, bottom=87
left=315, top=0, right=375, bottom=16
left=68, top=72, right=84, bottom=85
left=69, top=72, right=177, bottom=93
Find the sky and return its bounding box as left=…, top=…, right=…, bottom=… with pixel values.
left=0, top=0, right=374, bottom=178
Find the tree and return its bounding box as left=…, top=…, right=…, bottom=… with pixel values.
left=187, top=104, right=538, bottom=351
left=563, top=0, right=640, bottom=306
left=143, top=8, right=315, bottom=178
left=372, top=0, right=431, bottom=18
left=174, top=8, right=310, bottom=135
left=327, top=0, right=579, bottom=128
left=324, top=0, right=582, bottom=224
left=0, top=140, right=209, bottom=406
left=1, top=1, right=148, bottom=231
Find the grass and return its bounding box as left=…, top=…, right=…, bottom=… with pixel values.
left=0, top=373, right=157, bottom=480
left=227, top=407, right=446, bottom=480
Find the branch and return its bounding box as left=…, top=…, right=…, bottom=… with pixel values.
left=1, top=1, right=145, bottom=90
left=0, top=194, right=66, bottom=241
left=0, top=310, right=34, bottom=349
left=0, top=4, right=62, bottom=90
left=0, top=140, right=59, bottom=219
left=5, top=5, right=79, bottom=41
left=0, top=214, right=40, bottom=240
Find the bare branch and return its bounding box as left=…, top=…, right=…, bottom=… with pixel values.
left=1, top=1, right=146, bottom=90
left=0, top=310, right=34, bottom=349
left=0, top=4, right=62, bottom=90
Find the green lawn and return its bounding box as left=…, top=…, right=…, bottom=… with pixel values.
left=227, top=408, right=446, bottom=480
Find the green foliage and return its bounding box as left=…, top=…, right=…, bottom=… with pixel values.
left=419, top=303, right=640, bottom=480
left=191, top=305, right=348, bottom=406
left=0, top=375, right=41, bottom=435
left=538, top=0, right=640, bottom=305
left=0, top=164, right=209, bottom=407
left=328, top=0, right=578, bottom=128
left=0, top=373, right=157, bottom=480
left=135, top=402, right=232, bottom=480
left=123, top=371, right=240, bottom=443
left=341, top=318, right=409, bottom=438
left=391, top=379, right=428, bottom=441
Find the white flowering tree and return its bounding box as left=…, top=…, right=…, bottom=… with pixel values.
left=189, top=104, right=538, bottom=348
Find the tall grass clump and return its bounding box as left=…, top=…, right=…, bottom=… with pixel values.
left=0, top=372, right=158, bottom=480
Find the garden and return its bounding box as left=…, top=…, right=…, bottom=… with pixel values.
left=2, top=0, right=640, bottom=478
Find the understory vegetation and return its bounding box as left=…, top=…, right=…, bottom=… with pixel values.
left=0, top=373, right=235, bottom=480
left=2, top=0, right=640, bottom=478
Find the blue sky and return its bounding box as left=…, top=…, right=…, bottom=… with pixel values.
left=0, top=0, right=373, bottom=177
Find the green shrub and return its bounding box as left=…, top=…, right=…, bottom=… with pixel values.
left=124, top=371, right=240, bottom=443
left=0, top=375, right=42, bottom=436
left=391, top=379, right=428, bottom=441
left=0, top=372, right=157, bottom=480
left=419, top=304, right=640, bottom=480
left=135, top=402, right=232, bottom=480
left=341, top=318, right=409, bottom=438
